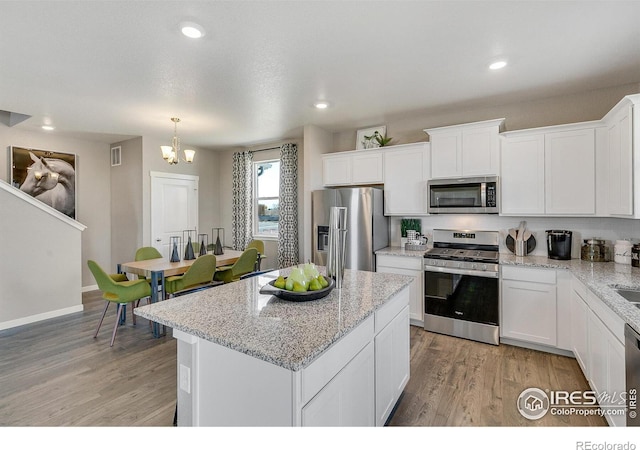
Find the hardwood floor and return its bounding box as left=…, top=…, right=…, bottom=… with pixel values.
left=0, top=291, right=176, bottom=426
left=388, top=326, right=606, bottom=426
left=0, top=293, right=606, bottom=427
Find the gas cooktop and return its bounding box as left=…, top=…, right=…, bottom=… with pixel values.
left=424, top=247, right=499, bottom=263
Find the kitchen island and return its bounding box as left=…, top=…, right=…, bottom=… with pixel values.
left=134, top=267, right=413, bottom=426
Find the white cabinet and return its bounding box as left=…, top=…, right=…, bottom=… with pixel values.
left=376, top=254, right=424, bottom=326
left=353, top=152, right=384, bottom=185
left=501, top=266, right=557, bottom=346
left=382, top=143, right=429, bottom=215
left=374, top=305, right=410, bottom=426
left=322, top=150, right=384, bottom=186
left=424, top=118, right=504, bottom=179
left=323, top=154, right=352, bottom=186
left=570, top=275, right=626, bottom=427
left=302, top=342, right=375, bottom=426
left=500, top=133, right=545, bottom=215
left=500, top=124, right=599, bottom=216
left=603, top=99, right=634, bottom=216
left=545, top=128, right=596, bottom=215
left=570, top=279, right=590, bottom=375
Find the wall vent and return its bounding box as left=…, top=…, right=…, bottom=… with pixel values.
left=111, top=146, right=121, bottom=167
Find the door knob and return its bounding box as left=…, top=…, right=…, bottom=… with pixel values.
left=155, top=238, right=161, bottom=242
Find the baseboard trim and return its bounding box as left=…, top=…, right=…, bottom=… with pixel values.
left=82, top=284, right=98, bottom=293
left=500, top=337, right=575, bottom=357
left=0, top=305, right=84, bottom=331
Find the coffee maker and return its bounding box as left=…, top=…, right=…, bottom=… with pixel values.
left=546, top=230, right=572, bottom=260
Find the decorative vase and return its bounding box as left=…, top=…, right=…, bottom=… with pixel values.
left=170, top=236, right=181, bottom=262
left=184, top=236, right=195, bottom=260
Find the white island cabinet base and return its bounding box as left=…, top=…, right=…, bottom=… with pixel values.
left=172, top=285, right=410, bottom=427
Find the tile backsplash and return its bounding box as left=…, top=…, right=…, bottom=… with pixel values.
left=390, top=216, right=639, bottom=258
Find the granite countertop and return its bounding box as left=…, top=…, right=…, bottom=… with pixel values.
left=134, top=267, right=414, bottom=371
left=376, top=246, right=429, bottom=258
left=376, top=246, right=640, bottom=335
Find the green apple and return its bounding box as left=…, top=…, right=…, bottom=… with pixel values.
left=274, top=276, right=286, bottom=289
left=317, top=275, right=329, bottom=288
left=285, top=277, right=294, bottom=291
left=308, top=278, right=322, bottom=291
left=292, top=281, right=308, bottom=292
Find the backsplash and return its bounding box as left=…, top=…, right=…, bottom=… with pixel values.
left=390, top=216, right=639, bottom=258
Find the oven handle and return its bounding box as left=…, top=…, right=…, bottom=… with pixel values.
left=423, top=265, right=499, bottom=279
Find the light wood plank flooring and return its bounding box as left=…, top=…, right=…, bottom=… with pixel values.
left=0, top=292, right=605, bottom=426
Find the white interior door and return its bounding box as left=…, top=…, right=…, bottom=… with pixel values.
left=151, top=172, right=199, bottom=259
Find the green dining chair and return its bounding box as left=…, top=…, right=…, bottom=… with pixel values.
left=134, top=246, right=162, bottom=280
left=165, top=254, right=217, bottom=298
left=246, top=239, right=265, bottom=271
left=88, top=260, right=152, bottom=347
left=213, top=248, right=259, bottom=284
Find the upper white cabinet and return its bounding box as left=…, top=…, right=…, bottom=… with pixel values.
left=382, top=143, right=429, bottom=215
left=424, top=119, right=504, bottom=179
left=602, top=94, right=639, bottom=217
left=322, top=142, right=429, bottom=215
left=500, top=133, right=545, bottom=215
left=544, top=128, right=596, bottom=215
left=501, top=123, right=600, bottom=216
left=322, top=150, right=383, bottom=186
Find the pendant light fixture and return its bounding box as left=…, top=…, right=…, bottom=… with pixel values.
left=161, top=117, right=195, bottom=165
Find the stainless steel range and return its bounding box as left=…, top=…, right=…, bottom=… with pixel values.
left=423, top=229, right=500, bottom=345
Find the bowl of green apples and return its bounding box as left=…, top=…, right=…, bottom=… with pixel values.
left=259, top=263, right=335, bottom=302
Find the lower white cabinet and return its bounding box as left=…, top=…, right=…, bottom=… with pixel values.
left=375, top=305, right=410, bottom=426
left=302, top=342, right=375, bottom=426
left=501, top=266, right=557, bottom=346
left=570, top=281, right=590, bottom=375
left=376, top=254, right=424, bottom=326
left=570, top=276, right=626, bottom=427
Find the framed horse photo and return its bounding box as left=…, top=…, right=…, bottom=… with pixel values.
left=11, top=146, right=77, bottom=220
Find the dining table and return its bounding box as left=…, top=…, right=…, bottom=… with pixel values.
left=118, top=249, right=244, bottom=337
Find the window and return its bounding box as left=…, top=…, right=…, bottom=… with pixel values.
left=254, top=159, right=280, bottom=237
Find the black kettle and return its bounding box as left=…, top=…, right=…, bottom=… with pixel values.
left=546, top=230, right=572, bottom=260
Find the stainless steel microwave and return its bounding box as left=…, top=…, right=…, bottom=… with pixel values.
left=427, top=176, right=499, bottom=214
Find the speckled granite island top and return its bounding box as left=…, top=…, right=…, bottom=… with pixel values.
left=134, top=268, right=413, bottom=371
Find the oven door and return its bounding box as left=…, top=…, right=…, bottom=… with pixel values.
left=424, top=266, right=499, bottom=326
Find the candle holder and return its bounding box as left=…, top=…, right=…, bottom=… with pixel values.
left=183, top=229, right=197, bottom=260
left=169, top=236, right=182, bottom=262
left=212, top=227, right=225, bottom=255
left=198, top=233, right=209, bottom=257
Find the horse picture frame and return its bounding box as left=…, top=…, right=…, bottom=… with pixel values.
left=10, top=146, right=77, bottom=220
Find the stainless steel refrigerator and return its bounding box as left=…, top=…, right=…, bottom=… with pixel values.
left=312, top=187, right=389, bottom=271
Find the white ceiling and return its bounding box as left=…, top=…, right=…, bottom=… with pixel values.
left=1, top=1, right=640, bottom=149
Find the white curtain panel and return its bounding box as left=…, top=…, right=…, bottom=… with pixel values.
left=277, top=143, right=299, bottom=268
left=231, top=151, right=254, bottom=251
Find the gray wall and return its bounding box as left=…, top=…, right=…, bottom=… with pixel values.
left=0, top=127, right=111, bottom=286
left=332, top=82, right=640, bottom=152
left=110, top=137, right=143, bottom=269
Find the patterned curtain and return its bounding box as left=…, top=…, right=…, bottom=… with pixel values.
left=231, top=151, right=254, bottom=250
left=277, top=143, right=299, bottom=268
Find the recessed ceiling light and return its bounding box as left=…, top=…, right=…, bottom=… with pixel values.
left=42, top=125, right=55, bottom=131
left=314, top=101, right=330, bottom=109
left=489, top=61, right=507, bottom=70
left=180, top=22, right=205, bottom=39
